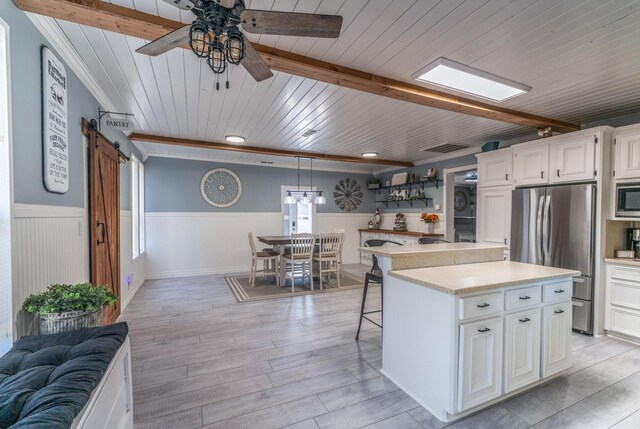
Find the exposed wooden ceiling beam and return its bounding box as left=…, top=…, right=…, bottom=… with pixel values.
left=128, top=133, right=415, bottom=168
left=14, top=0, right=581, bottom=133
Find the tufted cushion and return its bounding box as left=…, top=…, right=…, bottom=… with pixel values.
left=0, top=322, right=128, bottom=429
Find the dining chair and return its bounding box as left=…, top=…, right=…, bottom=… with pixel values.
left=334, top=228, right=346, bottom=278
left=248, top=232, right=279, bottom=287
left=313, top=233, right=342, bottom=290
left=356, top=239, right=402, bottom=340
left=417, top=237, right=450, bottom=244
left=280, top=233, right=316, bottom=293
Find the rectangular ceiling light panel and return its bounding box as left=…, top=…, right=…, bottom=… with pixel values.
left=413, top=58, right=531, bottom=102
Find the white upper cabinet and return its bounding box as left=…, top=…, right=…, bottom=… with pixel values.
left=615, top=130, right=640, bottom=179
left=477, top=188, right=511, bottom=248
left=549, top=134, right=597, bottom=183
left=513, top=144, right=549, bottom=186
left=477, top=150, right=513, bottom=188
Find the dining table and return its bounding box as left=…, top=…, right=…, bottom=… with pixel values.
left=257, top=235, right=322, bottom=285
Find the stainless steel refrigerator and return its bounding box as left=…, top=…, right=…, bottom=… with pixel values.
left=511, top=183, right=595, bottom=334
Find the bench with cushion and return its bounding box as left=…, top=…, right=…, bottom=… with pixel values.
left=0, top=322, right=132, bottom=429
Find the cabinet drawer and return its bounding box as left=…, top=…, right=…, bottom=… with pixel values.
left=505, top=285, right=541, bottom=310
left=542, top=280, right=572, bottom=303
left=459, top=292, right=503, bottom=321
left=610, top=281, right=640, bottom=311
left=609, top=306, right=640, bottom=338
left=610, top=265, right=640, bottom=283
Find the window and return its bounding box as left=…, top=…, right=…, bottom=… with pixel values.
left=131, top=155, right=145, bottom=259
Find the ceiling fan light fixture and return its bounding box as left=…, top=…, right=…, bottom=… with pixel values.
left=225, top=27, right=245, bottom=65
left=189, top=20, right=211, bottom=58
left=225, top=135, right=245, bottom=143
left=207, top=37, right=227, bottom=74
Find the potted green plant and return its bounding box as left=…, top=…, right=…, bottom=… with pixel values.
left=22, top=283, right=118, bottom=335
left=368, top=176, right=381, bottom=190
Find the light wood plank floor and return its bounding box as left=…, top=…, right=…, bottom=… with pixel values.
left=121, top=264, right=640, bottom=429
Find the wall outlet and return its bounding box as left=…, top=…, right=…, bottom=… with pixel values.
left=435, top=204, right=441, bottom=211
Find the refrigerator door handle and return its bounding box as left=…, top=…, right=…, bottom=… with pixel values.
left=542, top=195, right=551, bottom=262
left=536, top=196, right=544, bottom=264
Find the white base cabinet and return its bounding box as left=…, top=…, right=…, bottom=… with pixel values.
left=458, top=317, right=503, bottom=411
left=605, top=263, right=640, bottom=341
left=504, top=309, right=541, bottom=393
left=382, top=271, right=573, bottom=423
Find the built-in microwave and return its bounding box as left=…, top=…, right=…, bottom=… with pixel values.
left=616, top=184, right=640, bottom=217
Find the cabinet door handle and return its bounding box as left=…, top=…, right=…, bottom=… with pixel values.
left=557, top=169, right=560, bottom=177
left=476, top=303, right=490, bottom=308
left=519, top=317, right=531, bottom=323
left=519, top=296, right=531, bottom=300
left=541, top=171, right=544, bottom=179
left=554, top=309, right=565, bottom=314
left=478, top=327, right=491, bottom=333
left=505, top=173, right=509, bottom=181
left=555, top=289, right=565, bottom=294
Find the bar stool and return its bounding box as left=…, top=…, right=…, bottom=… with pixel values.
left=356, top=239, right=402, bottom=340
left=417, top=237, right=450, bottom=244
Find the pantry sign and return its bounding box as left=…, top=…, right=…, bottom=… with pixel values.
left=42, top=46, right=69, bottom=194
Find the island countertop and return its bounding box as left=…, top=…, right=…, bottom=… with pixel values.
left=389, top=260, right=580, bottom=295
left=359, top=242, right=507, bottom=270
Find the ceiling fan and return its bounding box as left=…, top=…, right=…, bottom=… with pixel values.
left=137, top=0, right=343, bottom=86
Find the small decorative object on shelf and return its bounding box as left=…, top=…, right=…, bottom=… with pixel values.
left=394, top=212, right=408, bottom=232
left=374, top=208, right=381, bottom=229
left=425, top=168, right=437, bottom=178
left=368, top=220, right=374, bottom=229
left=391, top=172, right=409, bottom=186
left=421, top=212, right=440, bottom=234
left=22, top=283, right=118, bottom=335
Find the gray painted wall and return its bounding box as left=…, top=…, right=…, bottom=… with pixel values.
left=145, top=157, right=377, bottom=214
left=2, top=1, right=141, bottom=209
left=375, top=154, right=478, bottom=214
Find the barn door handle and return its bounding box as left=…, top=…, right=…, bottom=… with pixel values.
left=97, top=221, right=105, bottom=245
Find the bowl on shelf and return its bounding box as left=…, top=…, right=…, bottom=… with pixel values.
left=481, top=141, right=500, bottom=152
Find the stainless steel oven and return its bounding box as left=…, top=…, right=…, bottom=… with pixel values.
left=616, top=184, right=640, bottom=217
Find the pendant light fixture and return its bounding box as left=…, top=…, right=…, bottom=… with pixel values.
left=282, top=157, right=325, bottom=205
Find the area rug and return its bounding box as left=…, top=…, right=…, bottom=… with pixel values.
left=225, top=272, right=366, bottom=302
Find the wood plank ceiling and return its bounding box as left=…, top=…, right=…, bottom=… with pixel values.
left=35, top=0, right=640, bottom=172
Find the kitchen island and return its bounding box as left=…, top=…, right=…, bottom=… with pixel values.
left=358, top=244, right=579, bottom=422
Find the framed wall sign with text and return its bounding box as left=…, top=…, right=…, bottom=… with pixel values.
left=42, top=46, right=69, bottom=194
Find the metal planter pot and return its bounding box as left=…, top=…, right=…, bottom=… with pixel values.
left=39, top=308, right=104, bottom=335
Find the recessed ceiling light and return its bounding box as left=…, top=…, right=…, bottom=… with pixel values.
left=225, top=135, right=245, bottom=143
left=413, top=57, right=531, bottom=102
left=362, top=152, right=378, bottom=158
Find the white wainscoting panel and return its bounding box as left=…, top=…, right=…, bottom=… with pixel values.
left=120, top=210, right=145, bottom=310
left=145, top=211, right=370, bottom=280
left=13, top=204, right=88, bottom=337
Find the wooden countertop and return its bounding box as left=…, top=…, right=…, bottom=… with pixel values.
left=389, top=261, right=580, bottom=295
left=358, top=228, right=443, bottom=237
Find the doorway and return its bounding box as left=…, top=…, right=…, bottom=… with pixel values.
left=281, top=186, right=316, bottom=235
left=86, top=122, right=121, bottom=324
left=0, top=18, right=11, bottom=350
left=443, top=164, right=477, bottom=243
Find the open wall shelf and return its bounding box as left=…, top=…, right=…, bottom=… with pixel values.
left=375, top=197, right=434, bottom=208
left=372, top=177, right=442, bottom=194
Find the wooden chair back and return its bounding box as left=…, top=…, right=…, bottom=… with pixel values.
left=248, top=231, right=257, bottom=257
left=318, top=233, right=342, bottom=257
left=290, top=233, right=315, bottom=257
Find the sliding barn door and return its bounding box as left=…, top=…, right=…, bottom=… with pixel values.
left=88, top=125, right=121, bottom=324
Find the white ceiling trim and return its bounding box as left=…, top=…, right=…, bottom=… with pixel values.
left=27, top=13, right=149, bottom=159
left=146, top=152, right=375, bottom=175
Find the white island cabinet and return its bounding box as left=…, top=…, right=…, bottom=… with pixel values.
left=376, top=258, right=578, bottom=423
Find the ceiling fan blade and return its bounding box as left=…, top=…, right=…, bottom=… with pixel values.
left=214, top=0, right=236, bottom=8
left=240, top=10, right=343, bottom=38
left=242, top=41, right=273, bottom=82
left=159, top=0, right=195, bottom=11
left=136, top=25, right=190, bottom=56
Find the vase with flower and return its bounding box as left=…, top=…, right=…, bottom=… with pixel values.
left=420, top=212, right=439, bottom=234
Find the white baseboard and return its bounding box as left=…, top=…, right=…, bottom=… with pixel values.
left=145, top=265, right=250, bottom=280
left=121, top=277, right=144, bottom=310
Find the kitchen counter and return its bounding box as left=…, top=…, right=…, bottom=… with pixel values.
left=358, top=228, right=443, bottom=237
left=359, top=242, right=506, bottom=270
left=389, top=261, right=580, bottom=295
left=604, top=258, right=640, bottom=267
